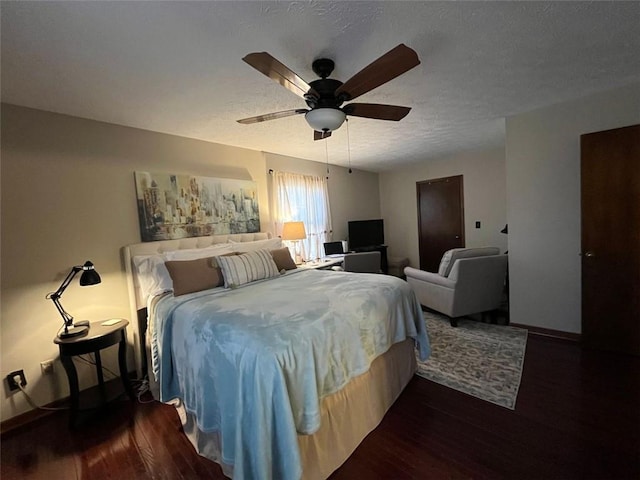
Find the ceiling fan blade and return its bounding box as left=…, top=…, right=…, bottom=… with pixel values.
left=314, top=130, right=332, bottom=141
left=343, top=103, right=411, bottom=121
left=335, top=44, right=420, bottom=101
left=237, top=109, right=308, bottom=124
left=243, top=52, right=318, bottom=99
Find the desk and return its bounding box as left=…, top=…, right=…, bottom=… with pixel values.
left=298, top=257, right=344, bottom=270
left=54, top=319, right=135, bottom=427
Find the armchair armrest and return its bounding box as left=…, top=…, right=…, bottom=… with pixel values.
left=404, top=266, right=455, bottom=288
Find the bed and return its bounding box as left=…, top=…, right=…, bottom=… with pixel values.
left=123, top=233, right=430, bottom=480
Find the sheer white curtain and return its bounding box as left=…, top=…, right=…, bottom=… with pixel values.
left=273, top=171, right=332, bottom=261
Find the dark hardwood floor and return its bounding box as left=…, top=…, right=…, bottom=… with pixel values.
left=2, top=333, right=639, bottom=479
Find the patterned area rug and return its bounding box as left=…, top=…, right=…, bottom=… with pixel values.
left=416, top=311, right=528, bottom=409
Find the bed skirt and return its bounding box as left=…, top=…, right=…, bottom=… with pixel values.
left=174, top=338, right=417, bottom=479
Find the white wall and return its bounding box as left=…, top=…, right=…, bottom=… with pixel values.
left=505, top=82, right=640, bottom=333
left=0, top=105, right=376, bottom=422
left=379, top=147, right=507, bottom=267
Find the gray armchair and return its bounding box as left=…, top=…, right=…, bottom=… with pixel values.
left=404, top=247, right=507, bottom=326
left=343, top=251, right=382, bottom=273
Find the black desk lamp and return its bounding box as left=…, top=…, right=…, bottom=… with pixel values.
left=46, top=261, right=101, bottom=338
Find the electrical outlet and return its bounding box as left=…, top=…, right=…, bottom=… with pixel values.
left=41, top=360, right=54, bottom=374
left=6, top=370, right=27, bottom=391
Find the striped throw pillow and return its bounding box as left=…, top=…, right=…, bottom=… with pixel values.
left=216, top=249, right=280, bottom=288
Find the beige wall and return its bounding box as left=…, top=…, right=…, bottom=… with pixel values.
left=0, top=104, right=377, bottom=422
left=379, top=147, right=507, bottom=267
left=505, top=82, right=640, bottom=333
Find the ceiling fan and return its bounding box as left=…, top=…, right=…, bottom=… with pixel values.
left=237, top=44, right=420, bottom=140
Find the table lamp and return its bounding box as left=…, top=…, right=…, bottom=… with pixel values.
left=46, top=260, right=101, bottom=338
left=281, top=221, right=307, bottom=264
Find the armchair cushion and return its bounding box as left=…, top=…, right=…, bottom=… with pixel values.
left=403, top=267, right=455, bottom=288
left=437, top=247, right=500, bottom=277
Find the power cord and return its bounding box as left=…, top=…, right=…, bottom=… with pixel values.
left=76, top=354, right=153, bottom=404
left=14, top=376, right=68, bottom=411
left=12, top=356, right=155, bottom=411
left=135, top=377, right=155, bottom=404
left=76, top=354, right=119, bottom=379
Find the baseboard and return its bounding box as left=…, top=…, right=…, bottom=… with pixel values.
left=1, top=397, right=68, bottom=436
left=510, top=323, right=581, bottom=342
left=1, top=372, right=139, bottom=436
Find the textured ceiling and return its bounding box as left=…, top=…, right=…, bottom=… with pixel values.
left=2, top=1, right=639, bottom=172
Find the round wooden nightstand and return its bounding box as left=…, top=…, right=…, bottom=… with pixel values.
left=54, top=319, right=135, bottom=427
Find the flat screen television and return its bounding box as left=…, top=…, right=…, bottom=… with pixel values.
left=348, top=219, right=384, bottom=250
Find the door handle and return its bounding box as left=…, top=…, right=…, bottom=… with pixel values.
left=455, top=235, right=460, bottom=239
left=580, top=251, right=595, bottom=257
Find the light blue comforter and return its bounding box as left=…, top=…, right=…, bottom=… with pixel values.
left=151, top=269, right=430, bottom=479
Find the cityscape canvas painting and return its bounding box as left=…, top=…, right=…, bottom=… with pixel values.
left=134, top=171, right=260, bottom=242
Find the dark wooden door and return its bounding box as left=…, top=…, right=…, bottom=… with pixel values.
left=417, top=175, right=465, bottom=272
left=581, top=124, right=640, bottom=355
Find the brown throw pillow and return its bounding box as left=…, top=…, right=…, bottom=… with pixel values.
left=164, top=257, right=224, bottom=296
left=270, top=247, right=297, bottom=271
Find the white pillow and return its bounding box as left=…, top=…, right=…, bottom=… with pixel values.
left=216, top=249, right=280, bottom=288
left=230, top=237, right=282, bottom=253
left=133, top=254, right=173, bottom=298
left=166, top=243, right=234, bottom=261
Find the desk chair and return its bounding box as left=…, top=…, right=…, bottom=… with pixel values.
left=343, top=251, right=382, bottom=273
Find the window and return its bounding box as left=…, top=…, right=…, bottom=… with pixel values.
left=273, top=171, right=332, bottom=261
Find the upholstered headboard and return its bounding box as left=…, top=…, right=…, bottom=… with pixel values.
left=122, top=232, right=273, bottom=376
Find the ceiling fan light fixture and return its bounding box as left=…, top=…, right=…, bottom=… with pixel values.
left=305, top=108, right=346, bottom=132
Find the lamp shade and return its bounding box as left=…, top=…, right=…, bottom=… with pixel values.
left=305, top=108, right=346, bottom=132
left=281, top=221, right=307, bottom=241
left=79, top=261, right=101, bottom=286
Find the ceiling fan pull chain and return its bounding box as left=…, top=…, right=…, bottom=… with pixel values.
left=325, top=138, right=330, bottom=179
left=346, top=118, right=353, bottom=174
